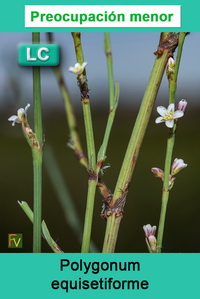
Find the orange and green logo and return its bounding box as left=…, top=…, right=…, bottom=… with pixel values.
left=8, top=234, right=23, bottom=248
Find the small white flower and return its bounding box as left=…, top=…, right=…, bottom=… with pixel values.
left=171, top=158, right=188, bottom=175
left=143, top=224, right=157, bottom=238
left=177, top=99, right=188, bottom=112
left=8, top=103, right=30, bottom=126
left=155, top=103, right=184, bottom=128
left=69, top=62, right=87, bottom=75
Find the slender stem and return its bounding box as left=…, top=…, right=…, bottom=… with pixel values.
left=157, top=130, right=175, bottom=253
left=169, top=33, right=187, bottom=104
left=83, top=104, right=96, bottom=170
left=32, top=32, right=43, bottom=253
left=46, top=33, right=87, bottom=168
left=103, top=50, right=169, bottom=252
left=81, top=180, right=97, bottom=252
left=18, top=201, right=63, bottom=253
left=97, top=82, right=119, bottom=172
left=32, top=149, right=42, bottom=252
left=32, top=33, right=43, bottom=146
left=97, top=33, right=119, bottom=171
left=157, top=33, right=187, bottom=252
left=104, top=32, right=115, bottom=107
left=71, top=32, right=97, bottom=253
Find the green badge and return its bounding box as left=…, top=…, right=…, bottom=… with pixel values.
left=18, top=44, right=59, bottom=66
left=8, top=233, right=23, bottom=248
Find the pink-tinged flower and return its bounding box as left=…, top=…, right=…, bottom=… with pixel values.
left=177, top=99, right=188, bottom=112
left=151, top=167, right=164, bottom=180
left=8, top=104, right=30, bottom=126
left=69, top=62, right=87, bottom=75
left=143, top=224, right=157, bottom=238
left=143, top=224, right=157, bottom=253
left=171, top=158, right=188, bottom=175
left=155, top=103, right=184, bottom=128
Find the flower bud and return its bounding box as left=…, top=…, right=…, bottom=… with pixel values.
left=171, top=158, right=188, bottom=175
left=177, top=99, right=188, bottom=112
left=143, top=225, right=157, bottom=253
left=151, top=167, right=164, bottom=180
left=166, top=57, right=175, bottom=76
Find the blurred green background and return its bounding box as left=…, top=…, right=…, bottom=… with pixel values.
left=0, top=32, right=200, bottom=252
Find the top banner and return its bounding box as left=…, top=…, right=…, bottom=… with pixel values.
left=0, top=0, right=199, bottom=32
left=25, top=5, right=181, bottom=28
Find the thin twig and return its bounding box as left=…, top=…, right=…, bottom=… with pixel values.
left=157, top=33, right=187, bottom=252
left=97, top=33, right=119, bottom=172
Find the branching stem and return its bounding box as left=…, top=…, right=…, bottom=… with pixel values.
left=157, top=33, right=187, bottom=252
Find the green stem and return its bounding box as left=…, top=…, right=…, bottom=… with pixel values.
left=32, top=32, right=43, bottom=253
left=157, top=130, right=175, bottom=253
left=32, top=33, right=43, bottom=146
left=157, top=33, right=187, bottom=252
left=46, top=33, right=87, bottom=168
left=83, top=104, right=96, bottom=170
left=102, top=214, right=122, bottom=253
left=32, top=149, right=42, bottom=252
left=81, top=180, right=97, bottom=252
left=72, top=32, right=97, bottom=253
left=104, top=32, right=115, bottom=107
left=103, top=50, right=169, bottom=252
left=97, top=82, right=119, bottom=172
left=97, top=33, right=119, bottom=172
left=169, top=33, right=187, bottom=103
left=18, top=201, right=63, bottom=253
left=113, top=51, right=169, bottom=202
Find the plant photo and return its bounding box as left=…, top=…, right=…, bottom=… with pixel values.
left=1, top=32, right=199, bottom=253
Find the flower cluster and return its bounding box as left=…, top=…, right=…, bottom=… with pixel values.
left=153, top=99, right=188, bottom=184
left=151, top=158, right=187, bottom=186
left=143, top=224, right=157, bottom=253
